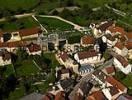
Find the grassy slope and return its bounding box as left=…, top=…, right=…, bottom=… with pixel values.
left=0, top=0, right=39, bottom=11
left=37, top=16, right=73, bottom=31
left=16, top=60, right=40, bottom=76
left=0, top=17, right=38, bottom=31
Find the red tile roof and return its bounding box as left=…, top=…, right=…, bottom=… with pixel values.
left=78, top=49, right=99, bottom=60
left=42, top=93, right=54, bottom=100
left=59, top=52, right=69, bottom=62
left=106, top=76, right=126, bottom=92
left=0, top=41, right=26, bottom=48
left=55, top=91, right=65, bottom=100
left=125, top=42, right=132, bottom=49
left=27, top=43, right=41, bottom=53
left=115, top=55, right=128, bottom=67
left=81, top=35, right=95, bottom=45
left=108, top=26, right=125, bottom=35
left=87, top=90, right=106, bottom=100
left=19, top=27, right=42, bottom=37
left=115, top=42, right=125, bottom=49
left=97, top=21, right=114, bottom=32
left=105, top=66, right=115, bottom=74
left=125, top=32, right=132, bottom=40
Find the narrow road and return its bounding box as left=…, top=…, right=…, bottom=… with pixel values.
left=105, top=4, right=126, bottom=17
left=0, top=13, right=34, bottom=22
left=38, top=15, right=85, bottom=32
left=32, top=15, right=48, bottom=33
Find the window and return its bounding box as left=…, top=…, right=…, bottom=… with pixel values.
left=13, top=33, right=18, bottom=37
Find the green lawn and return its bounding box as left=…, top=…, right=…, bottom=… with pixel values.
left=0, top=0, right=40, bottom=13
left=43, top=53, right=60, bottom=69
left=16, top=60, right=40, bottom=77
left=8, top=85, right=25, bottom=100
left=0, top=17, right=39, bottom=31
left=36, top=16, right=73, bottom=31
left=3, top=64, right=14, bottom=77
left=122, top=73, right=132, bottom=89
left=76, top=0, right=111, bottom=8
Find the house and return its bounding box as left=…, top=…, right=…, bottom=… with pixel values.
left=73, top=92, right=84, bottom=100
left=106, top=26, right=126, bottom=36
left=117, top=94, right=132, bottom=100
left=19, top=27, right=42, bottom=40
left=57, top=68, right=70, bottom=80
left=56, top=52, right=78, bottom=70
left=42, top=93, right=55, bottom=100
left=92, top=70, right=107, bottom=87
left=113, top=42, right=128, bottom=56
left=103, top=66, right=115, bottom=75
left=102, top=34, right=118, bottom=48
left=0, top=27, right=42, bottom=43
left=74, top=49, right=102, bottom=65
left=87, top=90, right=107, bottom=100
left=77, top=81, right=93, bottom=97
left=59, top=78, right=75, bottom=92
left=90, top=21, right=114, bottom=37
left=0, top=41, right=27, bottom=53
left=113, top=54, right=131, bottom=74
left=0, top=50, right=11, bottom=66
left=26, top=43, right=41, bottom=55
left=79, top=64, right=94, bottom=76
left=125, top=32, right=132, bottom=50
left=103, top=76, right=127, bottom=100
left=80, top=35, right=95, bottom=47
left=55, top=91, right=66, bottom=100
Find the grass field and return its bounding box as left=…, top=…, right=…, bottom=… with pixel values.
left=0, top=0, right=40, bottom=12
left=37, top=16, right=73, bottom=31
left=3, top=64, right=14, bottom=77
left=16, top=60, right=40, bottom=77
left=0, top=17, right=38, bottom=31
left=43, top=53, right=60, bottom=69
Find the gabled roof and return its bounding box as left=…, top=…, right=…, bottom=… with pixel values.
left=55, top=91, right=65, bottom=100
left=109, top=86, right=119, bottom=96
left=106, top=76, right=126, bottom=92
left=105, top=66, right=115, bottom=74
left=114, top=55, right=128, bottom=67
left=125, top=42, right=132, bottom=49
left=93, top=70, right=107, bottom=83
left=78, top=81, right=93, bottom=96
left=27, top=43, right=41, bottom=53
left=19, top=27, right=41, bottom=37
left=108, top=26, right=125, bottom=35
left=81, top=35, right=95, bottom=45
left=97, top=21, right=114, bottom=32
left=59, top=52, right=69, bottom=62
left=115, top=42, right=125, bottom=50
left=0, top=41, right=26, bottom=48
left=87, top=90, right=106, bottom=100
left=77, top=49, right=99, bottom=60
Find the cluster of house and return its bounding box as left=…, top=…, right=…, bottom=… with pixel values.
left=0, top=27, right=42, bottom=66
left=0, top=20, right=132, bottom=100
left=40, top=21, right=132, bottom=100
